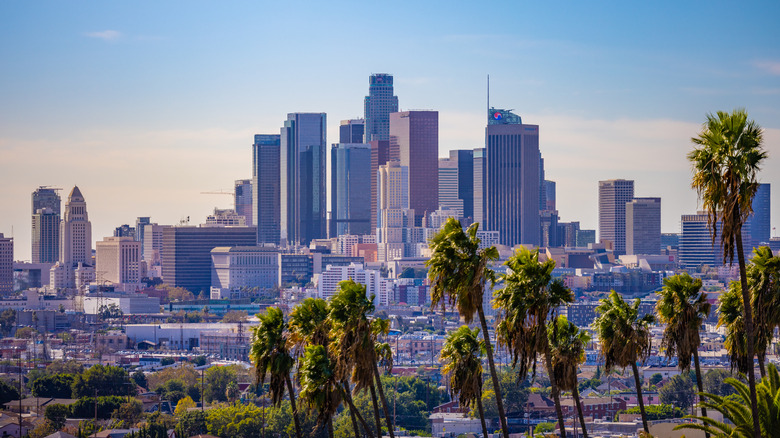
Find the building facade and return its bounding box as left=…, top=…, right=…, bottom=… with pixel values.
left=485, top=109, right=541, bottom=247
left=377, top=161, right=416, bottom=262
left=0, top=234, right=11, bottom=294
left=95, top=236, right=142, bottom=289
left=625, top=197, right=661, bottom=256
left=31, top=187, right=61, bottom=264
left=744, top=183, right=770, bottom=252
left=598, top=179, right=635, bottom=255
left=234, top=179, right=253, bottom=226
left=679, top=212, right=722, bottom=270
left=280, top=113, right=327, bottom=246
left=161, top=226, right=257, bottom=293
left=390, top=110, right=439, bottom=226
left=437, top=157, right=464, bottom=219
left=252, top=134, right=281, bottom=245
left=210, top=246, right=279, bottom=297
left=50, top=186, right=94, bottom=289
left=364, top=73, right=398, bottom=142
left=369, top=139, right=391, bottom=232
left=330, top=143, right=372, bottom=237
left=339, top=118, right=365, bottom=144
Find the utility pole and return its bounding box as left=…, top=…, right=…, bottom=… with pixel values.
left=17, top=352, right=22, bottom=438
left=201, top=367, right=205, bottom=412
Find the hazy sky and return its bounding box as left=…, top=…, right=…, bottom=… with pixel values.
left=2, top=1, right=779, bottom=261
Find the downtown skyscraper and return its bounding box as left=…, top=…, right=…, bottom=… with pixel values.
left=280, top=113, right=327, bottom=246
left=390, top=110, right=439, bottom=226
left=31, top=186, right=61, bottom=263
left=253, top=134, right=281, bottom=245
left=598, top=179, right=635, bottom=255
left=485, top=108, right=541, bottom=247
left=330, top=143, right=372, bottom=237
left=364, top=74, right=398, bottom=142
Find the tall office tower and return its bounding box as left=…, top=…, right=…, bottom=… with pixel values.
left=448, top=149, right=475, bottom=222
left=340, top=119, right=365, bottom=144
left=280, top=113, right=327, bottom=246
left=625, top=197, right=661, bottom=255
left=540, top=210, right=561, bottom=247
left=331, top=143, right=372, bottom=237
left=0, top=234, right=12, bottom=294
left=598, top=179, right=635, bottom=255
left=364, top=73, right=398, bottom=142
left=32, top=208, right=59, bottom=263
left=31, top=187, right=61, bottom=263
left=161, top=226, right=257, bottom=293
left=473, top=148, right=486, bottom=226
left=377, top=161, right=415, bottom=262
left=679, top=212, right=722, bottom=270
left=539, top=157, right=546, bottom=211
left=390, top=110, right=439, bottom=226
left=743, top=183, right=771, bottom=252
left=234, top=179, right=253, bottom=226
left=135, top=217, right=151, bottom=255
left=544, top=180, right=557, bottom=211
left=253, top=134, right=281, bottom=245
left=50, top=186, right=94, bottom=288
left=369, top=140, right=391, bottom=232
left=438, top=157, right=464, bottom=219
left=485, top=108, right=541, bottom=247
left=114, top=224, right=135, bottom=238
left=96, top=237, right=142, bottom=288
left=560, top=221, right=580, bottom=247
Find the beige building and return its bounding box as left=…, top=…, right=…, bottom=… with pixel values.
left=50, top=186, right=94, bottom=289
left=96, top=236, right=142, bottom=289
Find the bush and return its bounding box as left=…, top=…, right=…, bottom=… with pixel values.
left=617, top=404, right=684, bottom=421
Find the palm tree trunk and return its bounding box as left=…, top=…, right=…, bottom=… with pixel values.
left=328, top=417, right=334, bottom=438
left=373, top=365, right=395, bottom=438
left=369, top=382, right=383, bottom=438
left=476, top=391, right=489, bottom=438
left=285, top=374, right=303, bottom=438
left=350, top=406, right=360, bottom=438
left=692, top=349, right=709, bottom=438
left=736, top=228, right=761, bottom=438
left=758, top=351, right=766, bottom=379
left=572, top=385, right=588, bottom=438
left=631, top=362, right=649, bottom=434
left=343, top=382, right=375, bottom=438
left=476, top=304, right=510, bottom=438
left=545, top=352, right=567, bottom=438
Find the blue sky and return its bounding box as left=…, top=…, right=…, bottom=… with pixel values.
left=1, top=1, right=779, bottom=260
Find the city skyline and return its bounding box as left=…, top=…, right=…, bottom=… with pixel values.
left=2, top=2, right=780, bottom=261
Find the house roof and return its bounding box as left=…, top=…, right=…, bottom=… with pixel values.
left=44, top=432, right=79, bottom=438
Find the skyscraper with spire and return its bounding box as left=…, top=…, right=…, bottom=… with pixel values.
left=50, top=186, right=94, bottom=289
left=364, top=74, right=398, bottom=142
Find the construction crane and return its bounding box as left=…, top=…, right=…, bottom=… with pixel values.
left=200, top=190, right=234, bottom=208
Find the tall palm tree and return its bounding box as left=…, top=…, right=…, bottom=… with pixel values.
left=747, top=245, right=780, bottom=376
left=717, top=282, right=756, bottom=376
left=329, top=279, right=378, bottom=438
left=299, top=344, right=342, bottom=438
left=592, top=291, right=654, bottom=434
left=249, top=307, right=302, bottom=438
left=494, top=246, right=573, bottom=437
left=656, top=273, right=711, bottom=432
left=427, top=218, right=509, bottom=438
left=440, top=326, right=489, bottom=438
left=371, top=319, right=396, bottom=438
left=689, top=108, right=766, bottom=438
left=548, top=315, right=590, bottom=438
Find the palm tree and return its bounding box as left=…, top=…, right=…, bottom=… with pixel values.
left=717, top=282, right=756, bottom=375
left=329, top=279, right=378, bottom=438
left=299, top=344, right=342, bottom=438
left=548, top=315, right=590, bottom=438
left=371, top=318, right=396, bottom=438
left=675, top=363, right=780, bottom=437
left=747, top=245, right=780, bottom=376
left=250, top=307, right=302, bottom=438
left=494, top=246, right=573, bottom=437
left=440, top=325, right=489, bottom=438
left=656, top=273, right=711, bottom=432
left=689, top=108, right=766, bottom=438
left=427, top=218, right=509, bottom=438
left=592, top=291, right=654, bottom=434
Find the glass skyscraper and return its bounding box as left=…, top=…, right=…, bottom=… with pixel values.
left=31, top=186, right=61, bottom=263
left=253, top=134, right=281, bottom=245
left=330, top=143, right=372, bottom=237
left=280, top=113, right=327, bottom=246
left=364, top=74, right=398, bottom=142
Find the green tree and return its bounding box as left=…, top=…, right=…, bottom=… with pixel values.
left=548, top=315, right=590, bottom=438
left=204, top=366, right=237, bottom=403
left=440, top=326, right=489, bottom=438
left=658, top=374, right=695, bottom=411
left=44, top=403, right=69, bottom=429
left=72, top=364, right=135, bottom=398
left=31, top=373, right=75, bottom=398
left=249, top=306, right=302, bottom=438
left=618, top=404, right=684, bottom=421
left=46, top=359, right=84, bottom=375
left=69, top=396, right=125, bottom=419
left=688, top=108, right=766, bottom=438
left=746, top=245, right=780, bottom=377
left=494, top=246, right=573, bottom=437
left=15, top=326, right=37, bottom=339
left=131, top=370, right=147, bottom=389
left=0, top=309, right=16, bottom=336
left=174, top=395, right=196, bottom=416
left=649, top=373, right=663, bottom=387
left=656, top=273, right=711, bottom=427
left=0, top=379, right=20, bottom=405
left=702, top=369, right=737, bottom=397
left=426, top=218, right=509, bottom=438
left=592, top=290, right=654, bottom=434
left=178, top=410, right=207, bottom=437
left=113, top=399, right=144, bottom=426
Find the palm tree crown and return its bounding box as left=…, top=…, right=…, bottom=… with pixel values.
left=656, top=273, right=710, bottom=371
left=548, top=315, right=589, bottom=393
left=440, top=325, right=485, bottom=410
left=593, top=291, right=654, bottom=372
left=250, top=307, right=293, bottom=406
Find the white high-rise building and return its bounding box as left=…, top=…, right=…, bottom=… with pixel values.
left=377, top=161, right=416, bottom=262
left=438, top=157, right=464, bottom=219
left=316, top=263, right=390, bottom=307
left=50, top=186, right=94, bottom=289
